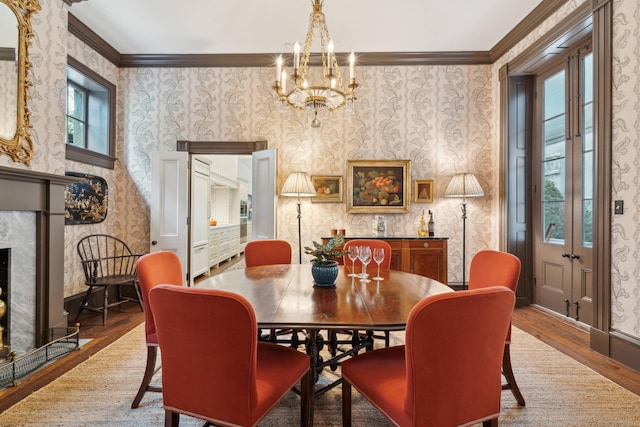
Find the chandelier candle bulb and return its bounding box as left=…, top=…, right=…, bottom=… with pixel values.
left=294, top=41, right=300, bottom=71
left=349, top=52, right=355, bottom=80
left=276, top=55, right=282, bottom=82
left=281, top=70, right=287, bottom=92
left=328, top=39, right=333, bottom=71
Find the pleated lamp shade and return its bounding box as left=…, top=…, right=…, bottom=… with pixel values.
left=445, top=173, right=484, bottom=198
left=281, top=171, right=316, bottom=197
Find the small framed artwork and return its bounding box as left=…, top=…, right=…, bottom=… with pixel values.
left=413, top=180, right=434, bottom=203
left=347, top=159, right=411, bottom=213
left=64, top=172, right=109, bottom=225
left=311, top=175, right=343, bottom=202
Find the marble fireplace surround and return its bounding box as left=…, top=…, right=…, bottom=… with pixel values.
left=0, top=166, right=74, bottom=350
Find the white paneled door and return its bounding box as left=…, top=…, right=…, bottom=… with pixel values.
left=150, top=151, right=189, bottom=285
left=251, top=149, right=276, bottom=240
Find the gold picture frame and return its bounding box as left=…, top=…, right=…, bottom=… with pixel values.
left=347, top=160, right=411, bottom=213
left=413, top=179, right=434, bottom=203
left=0, top=0, right=41, bottom=166
left=311, top=175, right=343, bottom=202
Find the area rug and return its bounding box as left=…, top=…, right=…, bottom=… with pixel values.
left=0, top=324, right=639, bottom=426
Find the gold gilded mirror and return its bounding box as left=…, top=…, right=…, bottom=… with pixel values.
left=0, top=0, right=40, bottom=166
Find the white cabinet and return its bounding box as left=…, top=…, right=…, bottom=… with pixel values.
left=238, top=178, right=248, bottom=201
left=209, top=155, right=238, bottom=188
left=209, top=224, right=240, bottom=267
left=191, top=157, right=211, bottom=279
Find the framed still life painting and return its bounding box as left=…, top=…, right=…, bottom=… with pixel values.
left=347, top=160, right=411, bottom=213
left=311, top=175, right=343, bottom=202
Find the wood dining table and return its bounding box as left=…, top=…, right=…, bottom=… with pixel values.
left=195, top=263, right=452, bottom=425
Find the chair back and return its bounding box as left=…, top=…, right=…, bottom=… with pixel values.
left=245, top=239, right=292, bottom=267
left=77, top=234, right=137, bottom=284
left=342, top=239, right=392, bottom=269
left=405, top=286, right=514, bottom=426
left=468, top=250, right=521, bottom=293
left=468, top=249, right=521, bottom=341
left=136, top=251, right=183, bottom=343
left=149, top=285, right=259, bottom=426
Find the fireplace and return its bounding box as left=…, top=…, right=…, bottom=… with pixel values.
left=0, top=166, right=75, bottom=354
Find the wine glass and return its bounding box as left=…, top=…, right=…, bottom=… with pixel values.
left=373, top=247, right=385, bottom=281
left=358, top=246, right=371, bottom=283
left=347, top=246, right=360, bottom=277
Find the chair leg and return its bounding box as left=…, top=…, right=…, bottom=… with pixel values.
left=102, top=285, right=109, bottom=325
left=483, top=418, right=498, bottom=427
left=502, top=342, right=525, bottom=406
left=385, top=331, right=390, bottom=347
left=75, top=286, right=95, bottom=322
left=342, top=378, right=352, bottom=427
left=165, top=410, right=179, bottom=427
left=134, top=281, right=144, bottom=311
left=131, top=346, right=160, bottom=408
left=300, top=369, right=312, bottom=427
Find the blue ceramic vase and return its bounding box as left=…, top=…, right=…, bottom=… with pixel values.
left=311, top=261, right=339, bottom=287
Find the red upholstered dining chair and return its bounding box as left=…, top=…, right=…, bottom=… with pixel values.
left=149, top=285, right=312, bottom=427
left=131, top=251, right=183, bottom=409
left=468, top=249, right=526, bottom=406
left=244, top=239, right=295, bottom=343
left=245, top=239, right=292, bottom=266
left=342, top=286, right=515, bottom=427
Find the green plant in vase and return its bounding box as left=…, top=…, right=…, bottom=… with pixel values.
left=304, top=234, right=349, bottom=286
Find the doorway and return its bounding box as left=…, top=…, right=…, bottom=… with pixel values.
left=532, top=41, right=594, bottom=326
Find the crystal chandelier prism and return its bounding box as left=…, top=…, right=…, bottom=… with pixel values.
left=273, top=0, right=358, bottom=128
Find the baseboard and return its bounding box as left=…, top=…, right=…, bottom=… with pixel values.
left=610, top=331, right=640, bottom=372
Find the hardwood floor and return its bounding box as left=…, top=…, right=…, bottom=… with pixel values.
left=512, top=305, right=640, bottom=396
left=1, top=273, right=639, bottom=414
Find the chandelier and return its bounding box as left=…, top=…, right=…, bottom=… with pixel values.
left=273, top=0, right=358, bottom=128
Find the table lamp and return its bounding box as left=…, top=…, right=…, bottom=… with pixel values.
left=445, top=173, right=484, bottom=290
left=281, top=171, right=316, bottom=263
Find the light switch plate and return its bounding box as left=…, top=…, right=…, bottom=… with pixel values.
left=614, top=200, right=624, bottom=215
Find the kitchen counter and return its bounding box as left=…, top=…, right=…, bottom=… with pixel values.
left=210, top=223, right=239, bottom=229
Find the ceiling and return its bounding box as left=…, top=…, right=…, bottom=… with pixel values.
left=68, top=0, right=544, bottom=56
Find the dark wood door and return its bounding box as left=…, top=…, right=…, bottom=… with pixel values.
left=533, top=45, right=593, bottom=325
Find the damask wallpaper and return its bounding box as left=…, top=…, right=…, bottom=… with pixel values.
left=609, top=0, right=640, bottom=338
left=1, top=0, right=638, bottom=340
left=118, top=64, right=497, bottom=289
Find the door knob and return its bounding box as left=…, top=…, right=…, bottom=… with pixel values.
left=561, top=253, right=571, bottom=258
left=151, top=240, right=158, bottom=246
left=571, top=254, right=581, bottom=259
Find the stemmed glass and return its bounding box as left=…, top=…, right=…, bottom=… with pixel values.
left=373, top=247, right=385, bottom=281
left=347, top=246, right=360, bottom=277
left=358, top=246, right=371, bottom=283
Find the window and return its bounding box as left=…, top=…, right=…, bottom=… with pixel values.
left=65, top=56, right=116, bottom=169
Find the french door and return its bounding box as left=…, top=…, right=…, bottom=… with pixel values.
left=533, top=41, right=594, bottom=325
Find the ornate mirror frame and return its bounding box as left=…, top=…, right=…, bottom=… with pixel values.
left=0, top=0, right=41, bottom=166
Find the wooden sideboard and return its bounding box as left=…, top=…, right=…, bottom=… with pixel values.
left=322, top=236, right=448, bottom=285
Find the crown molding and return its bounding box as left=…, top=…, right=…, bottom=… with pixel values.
left=490, top=0, right=571, bottom=62
left=69, top=0, right=570, bottom=68
left=119, top=51, right=492, bottom=68
left=68, top=13, right=121, bottom=67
